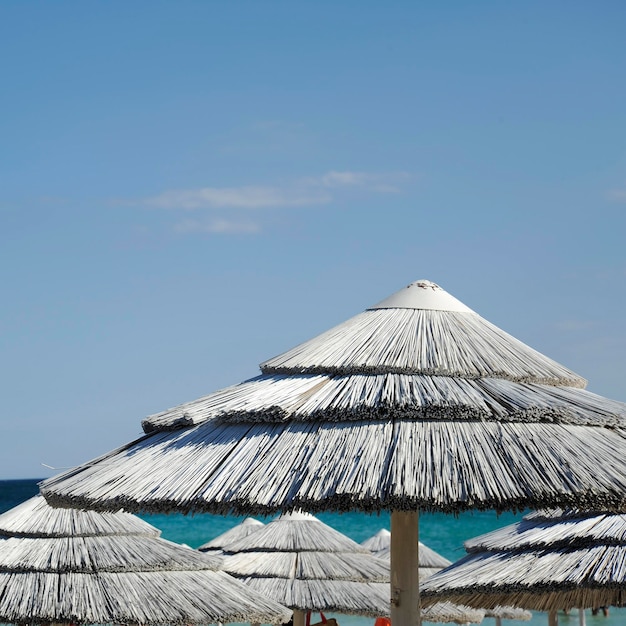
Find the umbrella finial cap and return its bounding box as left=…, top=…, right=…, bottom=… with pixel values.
left=369, top=279, right=473, bottom=312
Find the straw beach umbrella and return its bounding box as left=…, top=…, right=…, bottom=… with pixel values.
left=42, top=278, right=626, bottom=626
left=213, top=511, right=483, bottom=624
left=198, top=517, right=264, bottom=555
left=420, top=508, right=626, bottom=621
left=0, top=496, right=291, bottom=625
left=215, top=511, right=391, bottom=619
left=361, top=529, right=451, bottom=579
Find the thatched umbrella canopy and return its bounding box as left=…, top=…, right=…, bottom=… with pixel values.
left=0, top=496, right=291, bottom=626
left=212, top=511, right=483, bottom=624
left=41, top=279, right=626, bottom=626
left=361, top=529, right=529, bottom=625
left=198, top=517, right=264, bottom=555
left=420, top=508, right=626, bottom=617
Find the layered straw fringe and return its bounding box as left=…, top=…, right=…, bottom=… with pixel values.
left=206, top=512, right=482, bottom=623
left=0, top=497, right=291, bottom=625
left=421, top=509, right=626, bottom=612
left=142, top=374, right=625, bottom=433
left=0, top=495, right=158, bottom=538
left=43, top=419, right=626, bottom=515
left=41, top=279, right=626, bottom=517
left=260, top=308, right=586, bottom=386
left=212, top=512, right=390, bottom=615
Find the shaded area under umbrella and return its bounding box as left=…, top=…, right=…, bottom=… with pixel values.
left=0, top=496, right=291, bottom=625
left=41, top=279, right=626, bottom=626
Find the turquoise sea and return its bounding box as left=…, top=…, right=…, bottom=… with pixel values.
left=0, top=479, right=622, bottom=626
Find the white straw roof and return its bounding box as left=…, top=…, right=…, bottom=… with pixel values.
left=0, top=492, right=159, bottom=538
left=198, top=517, right=264, bottom=553
left=0, top=496, right=291, bottom=625
left=212, top=511, right=482, bottom=623
left=215, top=511, right=388, bottom=616
left=42, top=279, right=626, bottom=515
left=421, top=509, right=626, bottom=611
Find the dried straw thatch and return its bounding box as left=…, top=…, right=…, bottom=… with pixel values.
left=42, top=279, right=626, bottom=517
left=215, top=511, right=389, bottom=617
left=421, top=508, right=626, bottom=612
left=198, top=517, right=264, bottom=554
left=210, top=511, right=482, bottom=624
left=39, top=278, right=626, bottom=626
left=0, top=496, right=291, bottom=625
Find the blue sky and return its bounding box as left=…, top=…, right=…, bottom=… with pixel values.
left=1, top=2, right=625, bottom=479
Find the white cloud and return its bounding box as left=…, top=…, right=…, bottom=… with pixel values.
left=174, top=218, right=261, bottom=234
left=146, top=185, right=331, bottom=210
left=310, top=170, right=411, bottom=192
left=608, top=189, right=626, bottom=202
left=553, top=319, right=596, bottom=332
left=144, top=170, right=410, bottom=211
left=139, top=169, right=412, bottom=235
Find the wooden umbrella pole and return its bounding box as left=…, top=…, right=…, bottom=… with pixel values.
left=548, top=610, right=558, bottom=626
left=293, top=608, right=306, bottom=626
left=578, top=608, right=586, bottom=626
left=391, top=510, right=420, bottom=626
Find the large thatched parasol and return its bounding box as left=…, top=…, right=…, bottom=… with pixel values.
left=0, top=495, right=291, bottom=625
left=361, top=528, right=530, bottom=625
left=41, top=279, right=626, bottom=626
left=421, top=508, right=626, bottom=621
left=210, top=511, right=483, bottom=624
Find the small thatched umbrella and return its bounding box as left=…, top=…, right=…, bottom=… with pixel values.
left=361, top=529, right=451, bottom=579
left=198, top=517, right=264, bottom=555
left=42, top=279, right=626, bottom=626
left=0, top=496, right=291, bottom=625
left=361, top=529, right=529, bottom=625
left=213, top=511, right=483, bottom=624
left=420, top=508, right=626, bottom=626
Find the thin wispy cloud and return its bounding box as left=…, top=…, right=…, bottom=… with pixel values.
left=144, top=170, right=409, bottom=211
left=148, top=186, right=331, bottom=210
left=174, top=218, right=261, bottom=234
left=554, top=319, right=596, bottom=332
left=608, top=189, right=626, bottom=202
left=314, top=170, right=410, bottom=192
left=141, top=170, right=411, bottom=235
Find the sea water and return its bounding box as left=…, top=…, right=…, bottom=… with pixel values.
left=0, top=479, right=621, bottom=626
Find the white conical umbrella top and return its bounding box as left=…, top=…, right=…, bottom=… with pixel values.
left=361, top=529, right=451, bottom=570
left=370, top=280, right=473, bottom=312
